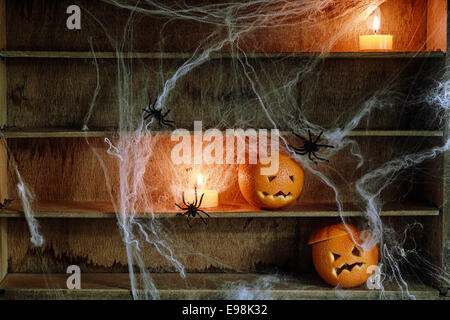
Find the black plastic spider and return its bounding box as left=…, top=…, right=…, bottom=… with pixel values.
left=175, top=188, right=210, bottom=227
left=289, top=129, right=334, bottom=163
left=143, top=98, right=175, bottom=128
left=0, top=199, right=12, bottom=209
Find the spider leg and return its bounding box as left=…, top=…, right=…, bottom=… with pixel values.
left=198, top=209, right=210, bottom=217
left=163, top=109, right=170, bottom=117
left=143, top=109, right=153, bottom=119
left=175, top=203, right=187, bottom=211
left=149, top=99, right=157, bottom=111
left=176, top=211, right=187, bottom=217
left=308, top=129, right=313, bottom=142
left=312, top=152, right=329, bottom=162
left=293, top=150, right=309, bottom=155
left=199, top=215, right=208, bottom=225
left=197, top=193, right=205, bottom=208
left=186, top=217, right=192, bottom=228
left=290, top=147, right=309, bottom=155
left=316, top=143, right=334, bottom=149
left=293, top=132, right=307, bottom=142
left=308, top=152, right=317, bottom=163
left=314, top=131, right=324, bottom=143
left=288, top=145, right=308, bottom=153
left=161, top=119, right=175, bottom=127
left=161, top=121, right=175, bottom=129
left=194, top=187, right=198, bottom=207
left=182, top=192, right=190, bottom=207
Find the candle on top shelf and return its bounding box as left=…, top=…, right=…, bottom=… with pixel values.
left=359, top=9, right=393, bottom=51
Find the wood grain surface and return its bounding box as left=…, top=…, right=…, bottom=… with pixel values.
left=4, top=0, right=444, bottom=52
left=0, top=0, right=8, bottom=283
left=5, top=216, right=432, bottom=274
left=5, top=57, right=445, bottom=131
left=3, top=136, right=443, bottom=207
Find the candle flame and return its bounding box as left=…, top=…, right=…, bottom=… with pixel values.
left=197, top=174, right=203, bottom=187
left=372, top=15, right=380, bottom=34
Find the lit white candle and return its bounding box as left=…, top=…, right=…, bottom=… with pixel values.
left=184, top=174, right=218, bottom=208
left=359, top=13, right=393, bottom=51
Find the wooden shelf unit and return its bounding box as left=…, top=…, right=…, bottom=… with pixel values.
left=0, top=0, right=448, bottom=300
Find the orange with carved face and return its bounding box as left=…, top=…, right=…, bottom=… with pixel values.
left=238, top=152, right=304, bottom=209
left=308, top=223, right=379, bottom=288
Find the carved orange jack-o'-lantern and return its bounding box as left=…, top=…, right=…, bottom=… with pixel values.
left=308, top=223, right=379, bottom=288
left=238, top=152, right=304, bottom=209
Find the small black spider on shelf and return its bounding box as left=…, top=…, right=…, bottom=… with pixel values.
left=289, top=129, right=334, bottom=163
left=175, top=187, right=210, bottom=227
left=143, top=97, right=175, bottom=128
left=0, top=199, right=13, bottom=209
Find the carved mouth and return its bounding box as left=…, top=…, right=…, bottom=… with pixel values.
left=334, top=262, right=365, bottom=276
left=258, top=191, right=293, bottom=201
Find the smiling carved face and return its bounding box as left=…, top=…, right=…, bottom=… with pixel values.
left=308, top=223, right=379, bottom=288
left=238, top=153, right=304, bottom=209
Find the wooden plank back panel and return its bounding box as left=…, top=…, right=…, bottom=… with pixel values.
left=300, top=57, right=445, bottom=131
left=0, top=0, right=8, bottom=282
left=5, top=136, right=442, bottom=208
left=5, top=0, right=435, bottom=53
left=427, top=0, right=447, bottom=52
left=6, top=58, right=445, bottom=131
left=6, top=216, right=428, bottom=274
left=7, top=217, right=306, bottom=273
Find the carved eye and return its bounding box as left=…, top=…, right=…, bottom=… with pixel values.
left=267, top=176, right=276, bottom=182
left=331, top=253, right=341, bottom=261
left=352, top=246, right=361, bottom=257
left=289, top=175, right=295, bottom=182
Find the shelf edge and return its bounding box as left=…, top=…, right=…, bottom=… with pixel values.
left=0, top=50, right=446, bottom=59
left=0, top=209, right=440, bottom=219
left=1, top=130, right=444, bottom=138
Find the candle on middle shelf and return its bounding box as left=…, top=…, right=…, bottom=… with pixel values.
left=184, top=174, right=218, bottom=208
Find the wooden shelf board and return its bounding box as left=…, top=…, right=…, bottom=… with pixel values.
left=1, top=129, right=444, bottom=138
left=0, top=51, right=446, bottom=60
left=0, top=273, right=439, bottom=300
left=0, top=200, right=440, bottom=219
